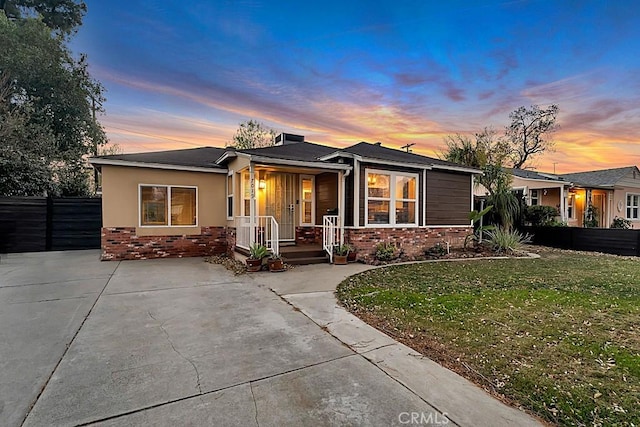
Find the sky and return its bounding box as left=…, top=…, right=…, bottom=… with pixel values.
left=72, top=0, right=640, bottom=173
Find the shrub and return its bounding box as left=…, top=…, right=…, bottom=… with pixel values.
left=425, top=242, right=448, bottom=257
left=611, top=216, right=632, bottom=229
left=524, top=205, right=559, bottom=226
left=485, top=227, right=531, bottom=254
left=375, top=242, right=400, bottom=261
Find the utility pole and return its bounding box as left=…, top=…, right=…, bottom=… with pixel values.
left=401, top=143, right=415, bottom=153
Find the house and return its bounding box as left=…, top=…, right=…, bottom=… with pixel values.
left=558, top=166, right=640, bottom=229
left=473, top=166, right=640, bottom=229
left=89, top=133, right=480, bottom=262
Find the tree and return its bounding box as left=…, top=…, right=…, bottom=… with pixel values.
left=1, top=0, right=86, bottom=35
left=228, top=119, right=277, bottom=149
left=506, top=104, right=559, bottom=169
left=0, top=12, right=106, bottom=196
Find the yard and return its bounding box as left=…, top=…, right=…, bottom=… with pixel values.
left=336, top=249, right=640, bottom=426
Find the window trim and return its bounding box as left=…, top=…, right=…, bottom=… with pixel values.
left=300, top=174, right=315, bottom=226
left=567, top=193, right=575, bottom=219
left=138, top=184, right=198, bottom=228
left=226, top=170, right=234, bottom=220
left=364, top=168, right=419, bottom=227
left=530, top=189, right=539, bottom=206
left=626, top=192, right=640, bottom=220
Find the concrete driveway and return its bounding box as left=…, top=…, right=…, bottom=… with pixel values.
left=1, top=252, right=444, bottom=426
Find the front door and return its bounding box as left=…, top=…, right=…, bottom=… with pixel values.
left=265, top=172, right=296, bottom=241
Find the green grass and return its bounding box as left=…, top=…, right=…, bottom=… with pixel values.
left=336, top=251, right=640, bottom=426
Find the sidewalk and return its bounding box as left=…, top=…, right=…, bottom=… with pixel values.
left=251, top=263, right=543, bottom=427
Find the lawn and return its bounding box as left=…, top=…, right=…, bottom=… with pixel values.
left=336, top=249, right=640, bottom=426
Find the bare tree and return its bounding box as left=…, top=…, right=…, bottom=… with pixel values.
left=506, top=104, right=559, bottom=169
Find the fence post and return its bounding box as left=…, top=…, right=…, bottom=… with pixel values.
left=45, top=197, right=54, bottom=251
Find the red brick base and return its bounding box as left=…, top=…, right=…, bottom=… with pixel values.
left=295, top=226, right=322, bottom=244
left=101, top=227, right=228, bottom=261
left=345, top=226, right=473, bottom=263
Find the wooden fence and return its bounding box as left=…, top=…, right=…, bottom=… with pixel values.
left=0, top=197, right=102, bottom=253
left=522, top=226, right=640, bottom=257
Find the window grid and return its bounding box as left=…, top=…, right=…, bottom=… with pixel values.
left=627, top=193, right=640, bottom=220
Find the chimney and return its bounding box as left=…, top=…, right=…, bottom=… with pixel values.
left=374, top=142, right=382, bottom=146
left=274, top=133, right=304, bottom=146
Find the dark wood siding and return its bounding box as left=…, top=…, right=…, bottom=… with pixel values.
left=315, top=173, right=338, bottom=225
left=426, top=170, right=471, bottom=225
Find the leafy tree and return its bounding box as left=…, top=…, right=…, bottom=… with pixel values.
left=0, top=12, right=106, bottom=196
left=506, top=104, right=559, bottom=169
left=228, top=119, right=277, bottom=149
left=1, top=0, right=86, bottom=35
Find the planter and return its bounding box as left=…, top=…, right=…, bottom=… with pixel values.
left=268, top=258, right=285, bottom=272
left=333, top=255, right=348, bottom=265
left=246, top=258, right=263, bottom=272
left=347, top=250, right=357, bottom=263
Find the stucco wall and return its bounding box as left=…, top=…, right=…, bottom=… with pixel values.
left=101, top=165, right=227, bottom=234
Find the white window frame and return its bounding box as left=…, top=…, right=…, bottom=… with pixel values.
left=567, top=194, right=575, bottom=219
left=300, top=174, right=315, bottom=226
left=530, top=189, right=539, bottom=206
left=226, top=170, right=234, bottom=220
left=626, top=193, right=640, bottom=220
left=241, top=171, right=251, bottom=216
left=364, top=168, right=419, bottom=227
left=138, top=184, right=198, bottom=227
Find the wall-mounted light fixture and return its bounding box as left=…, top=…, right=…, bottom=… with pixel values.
left=258, top=180, right=266, bottom=190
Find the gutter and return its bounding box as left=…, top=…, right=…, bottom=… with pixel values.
left=89, top=158, right=227, bottom=174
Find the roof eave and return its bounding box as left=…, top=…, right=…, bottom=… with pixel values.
left=89, top=158, right=227, bottom=174
left=248, top=155, right=352, bottom=170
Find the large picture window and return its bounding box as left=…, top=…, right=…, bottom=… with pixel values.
left=140, top=185, right=197, bottom=227
left=627, top=194, right=640, bottom=220
left=366, top=169, right=418, bottom=226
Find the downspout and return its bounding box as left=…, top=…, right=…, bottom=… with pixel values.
left=340, top=168, right=351, bottom=245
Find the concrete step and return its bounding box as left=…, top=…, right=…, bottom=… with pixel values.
left=283, top=249, right=326, bottom=259
left=284, top=256, right=329, bottom=265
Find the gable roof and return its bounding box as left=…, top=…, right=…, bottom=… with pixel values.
left=238, top=141, right=336, bottom=162
left=559, top=166, right=639, bottom=188
left=89, top=147, right=227, bottom=172
left=508, top=168, right=568, bottom=183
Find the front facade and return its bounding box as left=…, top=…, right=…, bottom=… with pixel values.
left=91, top=134, right=479, bottom=262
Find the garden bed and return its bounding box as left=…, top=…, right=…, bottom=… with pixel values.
left=336, top=248, right=640, bottom=426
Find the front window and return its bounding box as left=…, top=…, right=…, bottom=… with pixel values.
left=301, top=176, right=314, bottom=225
left=366, top=170, right=418, bottom=226
left=226, top=171, right=234, bottom=220
left=242, top=173, right=251, bottom=215
left=530, top=189, right=539, bottom=206
left=627, top=194, right=640, bottom=219
left=140, top=185, right=196, bottom=226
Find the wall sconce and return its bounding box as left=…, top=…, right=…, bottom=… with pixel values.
left=367, top=175, right=376, bottom=185
left=258, top=180, right=266, bottom=190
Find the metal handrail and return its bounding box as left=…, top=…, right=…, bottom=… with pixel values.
left=236, top=216, right=279, bottom=255
left=323, top=215, right=340, bottom=263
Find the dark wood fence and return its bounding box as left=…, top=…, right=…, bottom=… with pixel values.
left=522, top=226, right=640, bottom=256
left=0, top=197, right=102, bottom=253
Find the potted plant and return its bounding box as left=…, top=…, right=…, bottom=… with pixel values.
left=346, top=244, right=357, bottom=262
left=267, top=253, right=285, bottom=272
left=246, top=243, right=268, bottom=272
left=333, top=244, right=350, bottom=265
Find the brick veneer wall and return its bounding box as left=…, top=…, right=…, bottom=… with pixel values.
left=345, top=226, right=473, bottom=263
left=101, top=226, right=228, bottom=261
left=295, top=226, right=322, bottom=244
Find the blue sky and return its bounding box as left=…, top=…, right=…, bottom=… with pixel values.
left=73, top=0, right=640, bottom=172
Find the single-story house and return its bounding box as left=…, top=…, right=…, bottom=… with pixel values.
left=89, top=133, right=480, bottom=262
left=473, top=166, right=640, bottom=229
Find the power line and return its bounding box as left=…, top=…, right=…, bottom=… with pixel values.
left=106, top=125, right=208, bottom=147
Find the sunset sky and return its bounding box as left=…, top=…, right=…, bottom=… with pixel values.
left=73, top=0, right=640, bottom=173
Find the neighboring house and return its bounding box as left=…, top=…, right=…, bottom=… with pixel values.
left=559, top=166, right=640, bottom=229
left=473, top=166, right=640, bottom=229
left=90, top=133, right=480, bottom=262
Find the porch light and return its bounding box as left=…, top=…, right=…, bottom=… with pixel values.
left=258, top=180, right=266, bottom=190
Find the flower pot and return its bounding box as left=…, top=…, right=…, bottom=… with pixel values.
left=246, top=258, right=262, bottom=272
left=268, top=258, right=285, bottom=272
left=347, top=250, right=357, bottom=263
left=333, top=255, right=348, bottom=265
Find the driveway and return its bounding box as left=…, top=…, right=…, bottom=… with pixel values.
left=1, top=252, right=443, bottom=426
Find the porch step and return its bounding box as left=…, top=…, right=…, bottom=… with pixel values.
left=281, top=244, right=328, bottom=265
left=284, top=255, right=329, bottom=265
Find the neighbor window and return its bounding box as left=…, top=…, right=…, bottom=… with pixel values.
left=140, top=185, right=196, bottom=226
left=227, top=171, right=234, bottom=220
left=530, top=189, right=539, bottom=206
left=366, top=170, right=418, bottom=226
left=627, top=194, right=640, bottom=219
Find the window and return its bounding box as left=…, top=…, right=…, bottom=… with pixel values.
left=366, top=169, right=418, bottom=226
left=530, top=189, right=539, bottom=206
left=242, top=173, right=251, bottom=215
left=139, top=185, right=196, bottom=227
left=567, top=194, right=575, bottom=219
left=226, top=171, right=234, bottom=220
left=627, top=194, right=640, bottom=219
left=300, top=175, right=314, bottom=225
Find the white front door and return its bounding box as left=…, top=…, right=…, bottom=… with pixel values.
left=265, top=172, right=296, bottom=241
